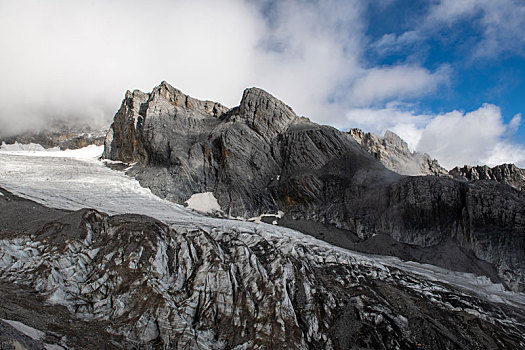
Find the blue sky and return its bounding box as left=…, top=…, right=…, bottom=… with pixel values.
left=364, top=0, right=525, bottom=137
left=256, top=0, right=525, bottom=168
left=0, top=0, right=524, bottom=168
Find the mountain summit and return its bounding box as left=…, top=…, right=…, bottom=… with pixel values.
left=103, top=82, right=525, bottom=293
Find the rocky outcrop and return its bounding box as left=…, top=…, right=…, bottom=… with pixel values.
left=450, top=163, right=525, bottom=191
left=103, top=82, right=525, bottom=292
left=103, top=81, right=229, bottom=164
left=1, top=189, right=524, bottom=349
left=348, top=128, right=448, bottom=176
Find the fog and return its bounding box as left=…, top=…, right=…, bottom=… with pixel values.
left=1, top=0, right=523, bottom=168
left=0, top=0, right=365, bottom=136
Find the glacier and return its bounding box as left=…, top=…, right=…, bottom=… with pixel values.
left=0, top=146, right=524, bottom=349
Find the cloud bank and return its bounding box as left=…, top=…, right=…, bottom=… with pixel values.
left=0, top=0, right=265, bottom=134
left=0, top=0, right=523, bottom=169
left=0, top=0, right=446, bottom=133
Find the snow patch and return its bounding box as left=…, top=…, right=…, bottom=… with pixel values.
left=0, top=141, right=59, bottom=152
left=248, top=210, right=285, bottom=224
left=185, top=192, right=221, bottom=213
left=0, top=144, right=103, bottom=159
left=1, top=318, right=45, bottom=340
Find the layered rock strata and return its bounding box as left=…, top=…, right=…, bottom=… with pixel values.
left=450, top=163, right=525, bottom=191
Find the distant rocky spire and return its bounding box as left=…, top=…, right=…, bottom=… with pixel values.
left=450, top=163, right=525, bottom=191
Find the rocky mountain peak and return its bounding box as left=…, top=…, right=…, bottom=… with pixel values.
left=238, top=87, right=298, bottom=138
left=348, top=128, right=448, bottom=176
left=149, top=81, right=229, bottom=117
left=383, top=130, right=409, bottom=150
left=103, top=83, right=525, bottom=292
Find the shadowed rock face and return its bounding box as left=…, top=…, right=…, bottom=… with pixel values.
left=1, top=188, right=524, bottom=349
left=103, top=82, right=525, bottom=292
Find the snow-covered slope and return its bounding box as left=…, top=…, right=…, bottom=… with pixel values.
left=0, top=147, right=521, bottom=303
left=1, top=147, right=524, bottom=349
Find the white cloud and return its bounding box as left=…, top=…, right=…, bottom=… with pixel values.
left=0, top=0, right=265, bottom=135
left=0, top=0, right=368, bottom=136
left=249, top=0, right=366, bottom=123
left=371, top=31, right=421, bottom=55
left=509, top=114, right=522, bottom=132
left=346, top=103, right=525, bottom=169
left=348, top=65, right=450, bottom=107
left=485, top=142, right=525, bottom=168
left=428, top=0, right=479, bottom=21
left=0, top=0, right=449, bottom=137
left=425, top=0, right=525, bottom=58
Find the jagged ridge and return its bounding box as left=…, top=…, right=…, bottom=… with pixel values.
left=348, top=128, right=448, bottom=176
left=102, top=82, right=525, bottom=292
left=450, top=163, right=525, bottom=191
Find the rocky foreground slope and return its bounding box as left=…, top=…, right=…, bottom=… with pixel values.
left=1, top=186, right=524, bottom=349
left=103, top=82, right=525, bottom=293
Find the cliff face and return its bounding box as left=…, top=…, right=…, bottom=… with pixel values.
left=103, top=82, right=385, bottom=215
left=450, top=163, right=525, bottom=192
left=103, top=82, right=525, bottom=292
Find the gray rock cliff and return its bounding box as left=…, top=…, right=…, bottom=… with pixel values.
left=103, top=82, right=525, bottom=292
left=450, top=163, right=525, bottom=191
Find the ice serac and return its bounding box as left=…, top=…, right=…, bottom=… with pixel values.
left=1, top=191, right=524, bottom=349
left=348, top=128, right=448, bottom=176
left=103, top=82, right=525, bottom=292
left=450, top=163, right=525, bottom=191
